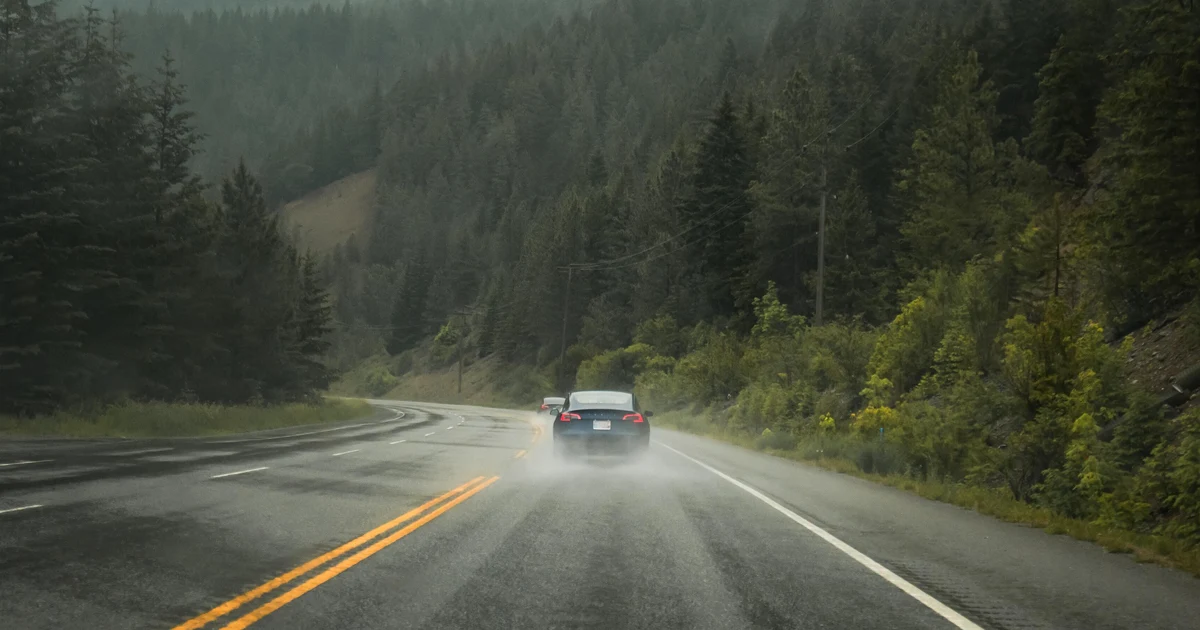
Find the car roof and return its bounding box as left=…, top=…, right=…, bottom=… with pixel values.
left=567, top=390, right=635, bottom=411
left=543, top=396, right=565, bottom=403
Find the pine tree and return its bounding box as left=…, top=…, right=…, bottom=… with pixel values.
left=1090, top=0, right=1200, bottom=317
left=386, top=255, right=432, bottom=355
left=898, top=50, right=1032, bottom=272
left=289, top=254, right=333, bottom=398
left=683, top=92, right=759, bottom=320
left=825, top=175, right=889, bottom=322
left=149, top=50, right=204, bottom=218
left=753, top=67, right=826, bottom=312
left=1026, top=0, right=1116, bottom=186
left=217, top=160, right=294, bottom=403
left=976, top=0, right=1068, bottom=142
left=0, top=2, right=93, bottom=413
left=476, top=289, right=501, bottom=357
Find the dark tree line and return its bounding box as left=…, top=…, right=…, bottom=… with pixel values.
left=1, top=0, right=331, bottom=414
left=111, top=0, right=601, bottom=204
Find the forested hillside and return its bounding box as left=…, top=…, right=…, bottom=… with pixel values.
left=322, top=0, right=1200, bottom=549
left=113, top=0, right=598, bottom=200
left=1, top=3, right=331, bottom=411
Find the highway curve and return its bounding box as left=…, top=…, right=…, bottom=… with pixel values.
left=1, top=399, right=1198, bottom=629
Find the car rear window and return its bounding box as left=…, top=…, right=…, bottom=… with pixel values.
left=570, top=391, right=633, bottom=408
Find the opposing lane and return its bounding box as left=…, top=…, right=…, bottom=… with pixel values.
left=0, top=402, right=532, bottom=629
left=3, top=400, right=1199, bottom=629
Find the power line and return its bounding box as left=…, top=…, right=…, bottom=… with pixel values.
left=844, top=103, right=900, bottom=151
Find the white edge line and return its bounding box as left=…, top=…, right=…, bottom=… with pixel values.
left=0, top=459, right=52, bottom=467
left=390, top=439, right=407, bottom=445
left=0, top=504, right=43, bottom=515
left=656, top=442, right=984, bottom=630
left=210, top=466, right=269, bottom=479
left=331, top=449, right=360, bottom=457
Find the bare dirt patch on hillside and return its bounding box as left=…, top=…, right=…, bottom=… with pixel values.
left=281, top=169, right=376, bottom=254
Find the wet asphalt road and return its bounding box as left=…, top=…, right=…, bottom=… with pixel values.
left=2, top=400, right=1198, bottom=630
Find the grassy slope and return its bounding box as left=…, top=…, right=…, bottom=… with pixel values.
left=332, top=353, right=546, bottom=409
left=280, top=169, right=376, bottom=254
left=654, top=409, right=1200, bottom=578
left=0, top=399, right=372, bottom=438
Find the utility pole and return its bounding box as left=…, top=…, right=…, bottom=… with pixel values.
left=557, top=266, right=573, bottom=391
left=815, top=132, right=828, bottom=327
left=451, top=309, right=471, bottom=395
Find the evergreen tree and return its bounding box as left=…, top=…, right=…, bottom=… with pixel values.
left=289, top=254, right=333, bottom=398
left=148, top=50, right=204, bottom=216
left=476, top=289, right=501, bottom=357
left=386, top=255, right=432, bottom=355
left=1090, top=0, right=1200, bottom=318
left=825, top=175, right=889, bottom=322
left=0, top=1, right=92, bottom=413
left=753, top=67, right=827, bottom=313
left=898, top=50, right=1032, bottom=272
left=1026, top=0, right=1116, bottom=186
left=216, top=160, right=298, bottom=403
left=683, top=92, right=759, bottom=320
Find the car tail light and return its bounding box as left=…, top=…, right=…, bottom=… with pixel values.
left=540, top=404, right=548, bottom=410
left=623, top=413, right=644, bottom=423
left=561, top=412, right=581, bottom=422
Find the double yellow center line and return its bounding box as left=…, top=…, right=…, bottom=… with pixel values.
left=174, top=475, right=499, bottom=630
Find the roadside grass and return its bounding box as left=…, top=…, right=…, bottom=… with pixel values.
left=654, top=409, right=1200, bottom=578
left=0, top=398, right=373, bottom=439
left=332, top=351, right=546, bottom=410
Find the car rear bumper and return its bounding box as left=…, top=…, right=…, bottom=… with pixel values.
left=554, top=433, right=648, bottom=454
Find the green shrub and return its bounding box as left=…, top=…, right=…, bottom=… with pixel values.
left=634, top=314, right=684, bottom=357
left=805, top=322, right=878, bottom=398
left=575, top=343, right=657, bottom=391
left=855, top=439, right=907, bottom=475
left=998, top=299, right=1134, bottom=501
left=894, top=398, right=985, bottom=481
left=500, top=364, right=552, bottom=403
left=635, top=366, right=690, bottom=412
left=364, top=366, right=399, bottom=397
left=673, top=326, right=746, bottom=406
left=754, top=427, right=798, bottom=451
left=865, top=272, right=955, bottom=403
left=1122, top=409, right=1200, bottom=545
left=732, top=381, right=806, bottom=434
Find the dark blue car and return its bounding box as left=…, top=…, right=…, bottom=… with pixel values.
left=552, top=390, right=652, bottom=458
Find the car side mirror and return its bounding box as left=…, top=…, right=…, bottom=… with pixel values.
left=644, top=410, right=654, bottom=418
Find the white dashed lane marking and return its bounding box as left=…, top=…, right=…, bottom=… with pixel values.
left=210, top=467, right=269, bottom=479
left=0, top=460, right=51, bottom=468
left=0, top=504, right=43, bottom=515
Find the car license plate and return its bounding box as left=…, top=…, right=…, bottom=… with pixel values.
left=593, top=420, right=611, bottom=431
